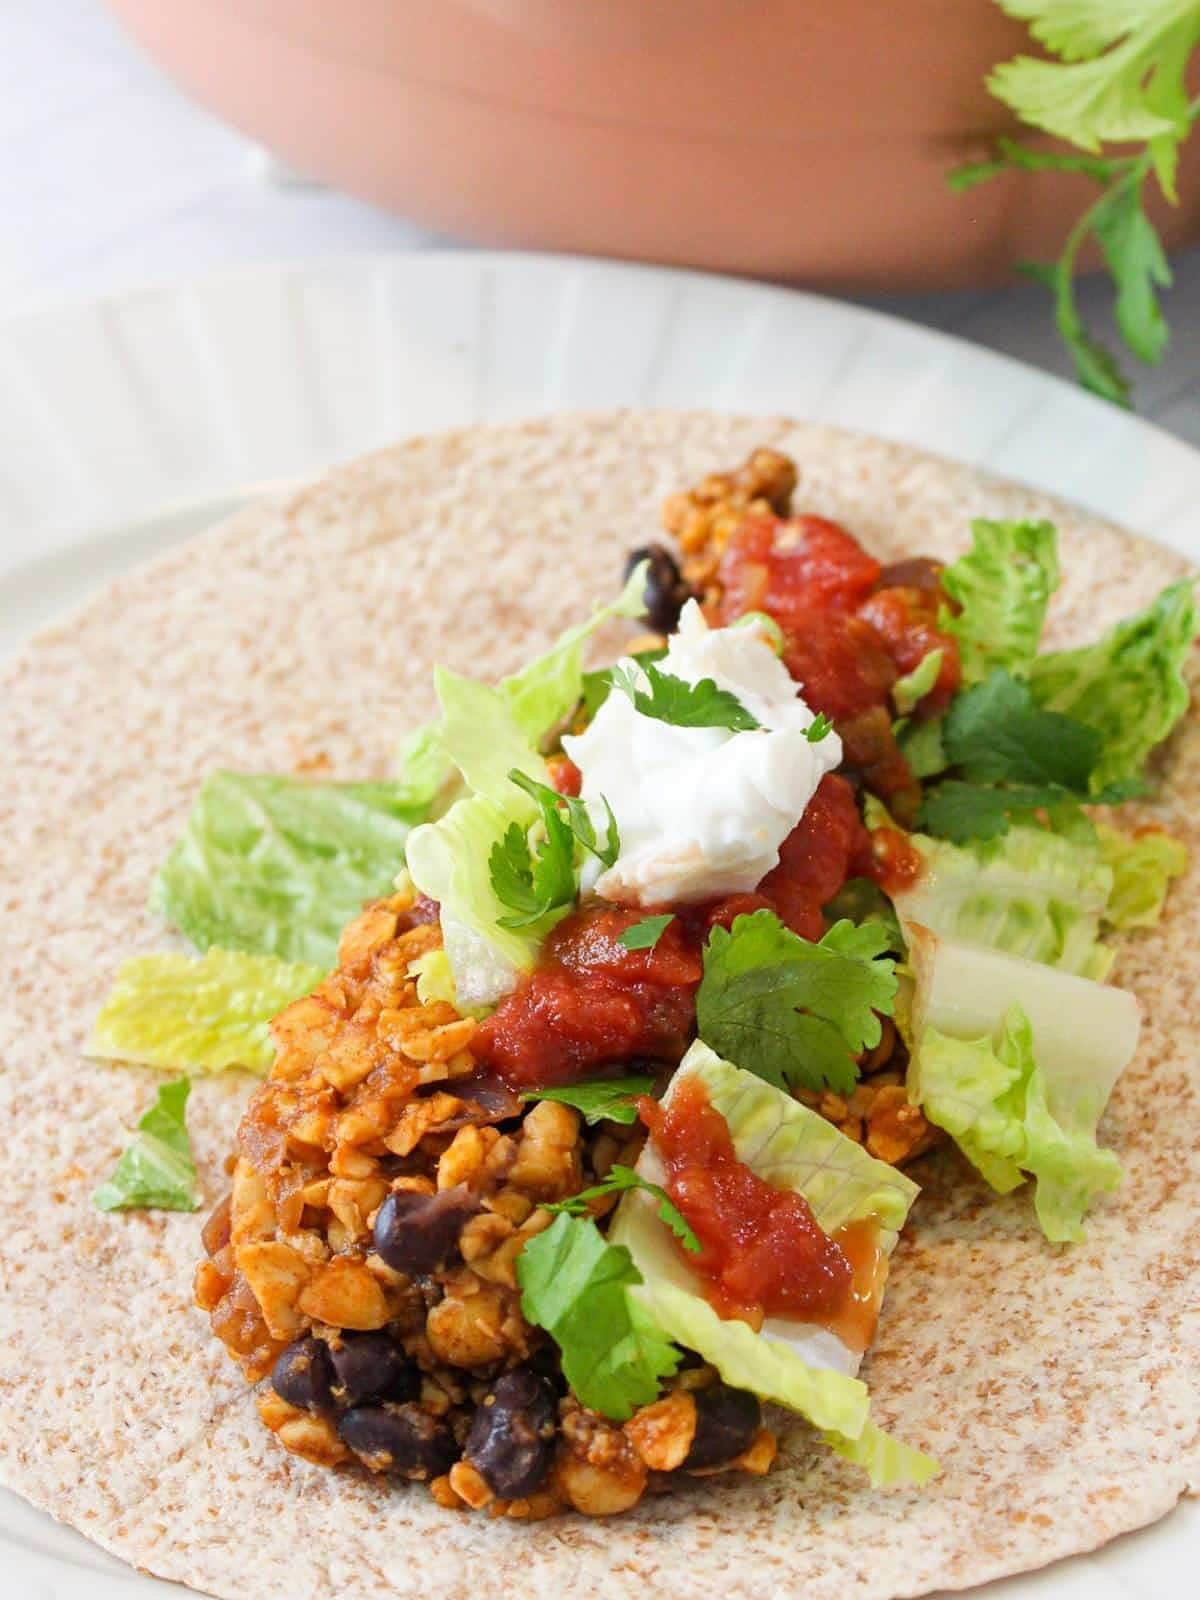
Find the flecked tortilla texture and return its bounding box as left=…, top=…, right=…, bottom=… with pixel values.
left=0, top=412, right=1196, bottom=1600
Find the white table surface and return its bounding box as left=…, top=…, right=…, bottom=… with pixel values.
left=4, top=0, right=1200, bottom=448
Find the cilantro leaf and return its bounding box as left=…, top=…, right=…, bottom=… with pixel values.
left=1092, top=176, right=1173, bottom=364
left=612, top=660, right=761, bottom=732
left=489, top=813, right=575, bottom=930
left=93, top=1076, right=198, bottom=1213
left=988, top=2, right=1199, bottom=154
left=806, top=711, right=835, bottom=742
left=918, top=781, right=1084, bottom=843
left=948, top=135, right=1119, bottom=191
left=522, top=1075, right=656, bottom=1126
left=509, top=769, right=620, bottom=869
left=941, top=669, right=1101, bottom=789
left=548, top=1165, right=701, bottom=1255
left=696, top=910, right=898, bottom=1095
left=580, top=644, right=667, bottom=721
left=616, top=914, right=675, bottom=951
left=516, top=1212, right=682, bottom=1420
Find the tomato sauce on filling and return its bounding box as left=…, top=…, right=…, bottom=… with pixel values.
left=473, top=905, right=702, bottom=1088
left=640, top=1078, right=886, bottom=1350
left=716, top=513, right=962, bottom=820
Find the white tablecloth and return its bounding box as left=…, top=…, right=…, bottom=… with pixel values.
left=5, top=0, right=1199, bottom=446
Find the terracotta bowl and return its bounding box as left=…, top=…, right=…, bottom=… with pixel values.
left=106, top=0, right=1200, bottom=289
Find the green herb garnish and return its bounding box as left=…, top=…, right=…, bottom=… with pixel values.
left=522, top=1075, right=656, bottom=1125
left=955, top=3, right=1200, bottom=403
left=696, top=910, right=898, bottom=1096
left=516, top=1213, right=682, bottom=1420
left=616, top=913, right=675, bottom=951
left=547, top=1164, right=701, bottom=1255
left=612, top=660, right=762, bottom=732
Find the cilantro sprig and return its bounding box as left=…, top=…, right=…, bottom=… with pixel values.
left=916, top=669, right=1141, bottom=842
left=612, top=660, right=762, bottom=732
left=516, top=1212, right=682, bottom=1420
left=489, top=768, right=619, bottom=928
left=522, top=1075, right=656, bottom=1125
left=547, top=1164, right=701, bottom=1255
left=616, top=913, right=675, bottom=951
left=696, top=910, right=898, bottom=1096
left=955, top=4, right=1200, bottom=404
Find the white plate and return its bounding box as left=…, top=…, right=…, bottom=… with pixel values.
left=1, top=250, right=1196, bottom=1598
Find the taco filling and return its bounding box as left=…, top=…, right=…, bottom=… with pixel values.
left=91, top=447, right=1193, bottom=1520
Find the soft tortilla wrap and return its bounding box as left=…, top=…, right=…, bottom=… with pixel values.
left=0, top=412, right=1196, bottom=1599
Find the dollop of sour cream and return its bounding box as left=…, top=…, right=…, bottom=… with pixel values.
left=563, top=602, right=842, bottom=906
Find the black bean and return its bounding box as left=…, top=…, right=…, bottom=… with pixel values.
left=682, top=1384, right=762, bottom=1471
left=337, top=1403, right=460, bottom=1480
left=372, top=1184, right=480, bottom=1276
left=328, top=1332, right=419, bottom=1409
left=623, top=543, right=695, bottom=635
left=465, top=1368, right=558, bottom=1499
left=270, top=1336, right=334, bottom=1413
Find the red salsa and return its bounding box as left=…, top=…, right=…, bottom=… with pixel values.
left=640, top=1078, right=885, bottom=1348
left=716, top=513, right=962, bottom=821
left=473, top=906, right=701, bottom=1088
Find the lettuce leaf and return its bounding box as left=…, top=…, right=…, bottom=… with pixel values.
left=892, top=649, right=945, bottom=715
left=1098, top=824, right=1189, bottom=929
left=93, top=1076, right=198, bottom=1212
left=88, top=947, right=323, bottom=1075
left=911, top=1008, right=1122, bottom=1244
left=609, top=1042, right=934, bottom=1487
left=941, top=519, right=1060, bottom=683
left=906, top=926, right=1139, bottom=1240
left=501, top=562, right=648, bottom=742
left=405, top=571, right=648, bottom=1006
left=674, top=1042, right=918, bottom=1247
left=152, top=773, right=425, bottom=967
left=824, top=1419, right=941, bottom=1488
left=892, top=823, right=1115, bottom=979
left=1028, top=578, right=1197, bottom=791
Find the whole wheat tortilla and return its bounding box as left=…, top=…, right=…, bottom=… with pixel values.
left=0, top=412, right=1196, bottom=1600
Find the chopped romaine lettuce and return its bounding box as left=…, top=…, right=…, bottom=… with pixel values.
left=892, top=824, right=1115, bottom=979
left=1028, top=578, right=1197, bottom=792
left=1098, top=824, right=1189, bottom=929
left=912, top=1009, right=1122, bottom=1244
left=88, top=947, right=322, bottom=1075
left=892, top=648, right=945, bottom=715
left=152, top=773, right=425, bottom=967
left=93, top=1076, right=198, bottom=1213
left=500, top=562, right=648, bottom=743
left=941, top=518, right=1060, bottom=683
left=393, top=722, right=452, bottom=810
left=906, top=925, right=1138, bottom=1240
left=898, top=715, right=948, bottom=779
left=824, top=1419, right=941, bottom=1488
left=609, top=1042, right=934, bottom=1487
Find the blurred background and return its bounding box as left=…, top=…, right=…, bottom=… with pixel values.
left=3, top=0, right=1198, bottom=440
